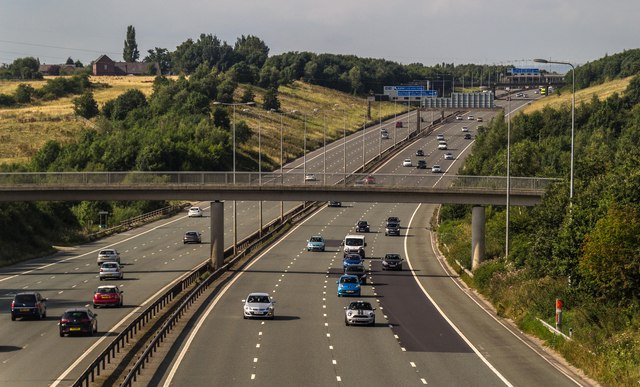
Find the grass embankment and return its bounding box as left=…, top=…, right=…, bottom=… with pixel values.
left=522, top=76, right=633, bottom=115
left=0, top=76, right=158, bottom=164
left=0, top=76, right=403, bottom=166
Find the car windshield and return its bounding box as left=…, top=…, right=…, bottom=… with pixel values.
left=358, top=221, right=367, bottom=226
left=97, top=287, right=117, bottom=294
left=349, top=302, right=372, bottom=310
left=345, top=239, right=363, bottom=246
left=387, top=222, right=399, bottom=228
left=341, top=277, right=358, bottom=284
left=248, top=295, right=270, bottom=303
left=310, top=237, right=322, bottom=242
left=186, top=232, right=197, bottom=236
left=15, top=294, right=36, bottom=303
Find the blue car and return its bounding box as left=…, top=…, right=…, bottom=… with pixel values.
left=306, top=235, right=326, bottom=252
left=343, top=254, right=363, bottom=268
left=337, top=275, right=361, bottom=297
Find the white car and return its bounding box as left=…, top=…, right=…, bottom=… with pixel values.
left=242, top=292, right=276, bottom=319
left=431, top=165, right=442, bottom=173
left=467, top=115, right=474, bottom=120
left=438, top=143, right=448, bottom=150
left=461, top=126, right=469, bottom=132
left=402, top=159, right=412, bottom=167
left=99, top=261, right=124, bottom=280
left=381, top=132, right=390, bottom=139
left=344, top=300, right=376, bottom=326
left=304, top=174, right=317, bottom=181
left=455, top=115, right=463, bottom=120
left=444, top=153, right=455, bottom=160
left=436, top=134, right=445, bottom=140
left=187, top=207, right=203, bottom=217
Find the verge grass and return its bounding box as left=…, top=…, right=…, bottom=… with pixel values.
left=522, top=76, right=632, bottom=115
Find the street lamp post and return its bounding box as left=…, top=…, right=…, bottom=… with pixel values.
left=212, top=101, right=255, bottom=184
left=212, top=100, right=255, bottom=257
left=506, top=93, right=512, bottom=260
left=534, top=58, right=576, bottom=200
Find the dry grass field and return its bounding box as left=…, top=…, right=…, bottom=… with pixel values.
left=521, top=76, right=632, bottom=115
left=0, top=76, right=402, bottom=166
left=0, top=76, right=159, bottom=164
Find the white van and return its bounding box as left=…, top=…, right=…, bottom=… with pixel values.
left=342, top=235, right=366, bottom=258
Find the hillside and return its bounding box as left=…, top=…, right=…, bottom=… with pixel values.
left=0, top=76, right=401, bottom=166
left=522, top=76, right=632, bottom=115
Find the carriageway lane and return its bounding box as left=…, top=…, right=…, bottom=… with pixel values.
left=157, top=199, right=501, bottom=386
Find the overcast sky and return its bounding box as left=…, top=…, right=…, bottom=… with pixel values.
left=1, top=0, right=639, bottom=70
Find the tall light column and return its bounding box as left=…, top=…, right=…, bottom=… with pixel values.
left=534, top=58, right=576, bottom=200
left=506, top=93, right=511, bottom=260
left=212, top=101, right=255, bottom=183
left=323, top=112, right=327, bottom=185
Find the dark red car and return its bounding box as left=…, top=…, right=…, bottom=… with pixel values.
left=92, top=285, right=123, bottom=308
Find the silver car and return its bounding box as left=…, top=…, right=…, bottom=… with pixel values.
left=97, top=249, right=120, bottom=266
left=344, top=300, right=376, bottom=326
left=242, top=292, right=276, bottom=319
left=99, top=261, right=123, bottom=280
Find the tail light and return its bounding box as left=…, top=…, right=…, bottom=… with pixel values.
left=11, top=300, right=15, bottom=309
left=60, top=319, right=70, bottom=324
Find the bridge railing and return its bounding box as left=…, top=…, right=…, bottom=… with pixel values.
left=0, top=171, right=560, bottom=193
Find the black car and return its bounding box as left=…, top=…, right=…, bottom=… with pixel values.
left=385, top=222, right=401, bottom=236
left=11, top=292, right=47, bottom=320
left=415, top=149, right=425, bottom=157
left=355, top=220, right=370, bottom=233
left=416, top=160, right=427, bottom=169
left=464, top=133, right=472, bottom=139
left=328, top=201, right=342, bottom=207
left=59, top=308, right=98, bottom=337
left=183, top=231, right=202, bottom=244
left=382, top=253, right=404, bottom=270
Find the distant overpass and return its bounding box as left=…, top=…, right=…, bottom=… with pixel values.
left=0, top=171, right=559, bottom=206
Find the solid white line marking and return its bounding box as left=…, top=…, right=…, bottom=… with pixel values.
left=421, top=378, right=428, bottom=384
left=410, top=362, right=416, bottom=368
left=404, top=205, right=513, bottom=387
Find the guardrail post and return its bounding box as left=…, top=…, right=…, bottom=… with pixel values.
left=211, top=200, right=225, bottom=269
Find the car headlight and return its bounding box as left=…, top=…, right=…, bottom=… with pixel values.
left=347, top=311, right=353, bottom=317
left=244, top=306, right=250, bottom=311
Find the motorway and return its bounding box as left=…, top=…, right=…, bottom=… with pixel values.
left=0, top=107, right=422, bottom=385
left=0, top=93, right=585, bottom=386
left=152, top=97, right=587, bottom=386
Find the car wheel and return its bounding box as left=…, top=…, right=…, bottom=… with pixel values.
left=345, top=318, right=349, bottom=326
left=11, top=314, right=15, bottom=321
left=59, top=329, right=64, bottom=337
left=94, top=323, right=98, bottom=335
left=43, top=309, right=47, bottom=318
left=93, top=304, right=98, bottom=309
left=119, top=299, right=123, bottom=307
left=370, top=318, right=375, bottom=327
left=99, top=277, right=103, bottom=281
left=243, top=315, right=247, bottom=319
left=38, top=310, right=43, bottom=320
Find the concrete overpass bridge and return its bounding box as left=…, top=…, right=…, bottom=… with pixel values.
left=0, top=171, right=560, bottom=269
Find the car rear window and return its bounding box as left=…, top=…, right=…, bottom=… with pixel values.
left=63, top=311, right=88, bottom=319
left=15, top=294, right=36, bottom=303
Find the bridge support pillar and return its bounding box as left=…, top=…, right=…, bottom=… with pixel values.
left=210, top=200, right=225, bottom=270
left=471, top=206, right=485, bottom=270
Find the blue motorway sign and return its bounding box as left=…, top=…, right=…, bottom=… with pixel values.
left=509, top=68, right=540, bottom=75
left=398, top=90, right=437, bottom=97
left=384, top=85, right=424, bottom=91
